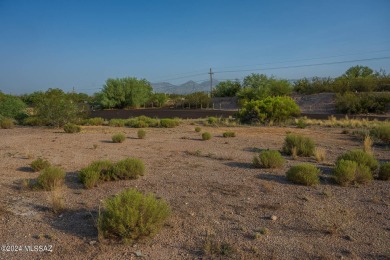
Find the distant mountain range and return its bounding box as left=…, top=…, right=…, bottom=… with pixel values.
left=151, top=80, right=220, bottom=94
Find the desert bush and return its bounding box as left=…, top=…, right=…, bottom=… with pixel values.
left=202, top=132, right=212, bottom=140
left=370, top=124, right=390, bottom=144
left=195, top=126, right=201, bottom=132
left=63, top=123, right=81, bottom=133
left=109, top=119, right=126, bottom=127
left=333, top=159, right=372, bottom=185
left=282, top=134, right=315, bottom=157
left=238, top=96, right=300, bottom=124
left=37, top=166, right=66, bottom=191
left=137, top=129, right=146, bottom=139
left=111, top=158, right=145, bottom=179
left=296, top=118, right=307, bottom=129
left=129, top=119, right=148, bottom=128
left=83, top=117, right=105, bottom=126
left=31, top=158, right=51, bottom=172
left=79, top=160, right=114, bottom=188
left=160, top=118, right=180, bottom=128
left=286, top=164, right=320, bottom=186
left=378, top=162, right=390, bottom=181
left=335, top=92, right=390, bottom=114
left=336, top=149, right=378, bottom=171
left=0, top=118, right=14, bottom=129
left=138, top=116, right=159, bottom=127
left=208, top=117, right=218, bottom=125
left=112, top=133, right=126, bottom=143
left=98, top=188, right=170, bottom=242
left=22, top=116, right=45, bottom=126
left=253, top=150, right=285, bottom=168
left=222, top=131, right=236, bottom=138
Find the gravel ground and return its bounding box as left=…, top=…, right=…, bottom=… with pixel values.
left=0, top=124, right=389, bottom=259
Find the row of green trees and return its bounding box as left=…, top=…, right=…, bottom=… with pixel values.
left=211, top=65, right=390, bottom=99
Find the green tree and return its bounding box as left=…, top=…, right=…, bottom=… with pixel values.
left=238, top=73, right=292, bottom=102
left=343, top=65, right=375, bottom=79
left=149, top=93, right=168, bottom=107
left=99, top=77, right=153, bottom=109
left=212, top=80, right=241, bottom=97
left=34, top=88, right=84, bottom=127
left=0, top=92, right=27, bottom=119
left=185, top=92, right=210, bottom=108
left=238, top=96, right=300, bottom=124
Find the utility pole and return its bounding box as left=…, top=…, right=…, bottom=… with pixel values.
left=208, top=68, right=214, bottom=97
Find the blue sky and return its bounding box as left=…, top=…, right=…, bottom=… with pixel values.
left=0, top=0, right=389, bottom=94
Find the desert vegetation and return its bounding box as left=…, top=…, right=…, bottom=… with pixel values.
left=0, top=65, right=389, bottom=259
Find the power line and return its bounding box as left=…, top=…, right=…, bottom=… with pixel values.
left=214, top=56, right=390, bottom=74
left=212, top=49, right=390, bottom=71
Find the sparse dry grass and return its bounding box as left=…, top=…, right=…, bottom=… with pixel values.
left=49, top=188, right=65, bottom=214
left=363, top=135, right=373, bottom=155
left=314, top=147, right=326, bottom=162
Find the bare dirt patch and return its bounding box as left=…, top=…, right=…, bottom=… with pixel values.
left=0, top=124, right=389, bottom=259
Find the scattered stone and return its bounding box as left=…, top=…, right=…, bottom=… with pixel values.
left=344, top=235, right=354, bottom=241
left=270, top=215, right=278, bottom=221
left=135, top=251, right=143, bottom=257
left=89, top=240, right=97, bottom=245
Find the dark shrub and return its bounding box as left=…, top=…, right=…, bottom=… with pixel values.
left=282, top=134, right=315, bottom=157
left=378, top=162, right=390, bottom=181
left=222, top=131, right=236, bottom=138
left=63, top=123, right=81, bottom=133
left=370, top=124, right=390, bottom=144
left=0, top=118, right=14, bottom=129
left=286, top=164, right=320, bottom=186
left=98, top=188, right=170, bottom=242
left=253, top=150, right=285, bottom=168
left=195, top=126, right=201, bottom=132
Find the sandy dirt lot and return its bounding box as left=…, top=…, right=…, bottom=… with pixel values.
left=0, top=124, right=389, bottom=259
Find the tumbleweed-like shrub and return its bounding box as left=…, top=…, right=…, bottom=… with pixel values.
left=98, top=188, right=170, bottom=243
left=202, top=132, right=212, bottom=140
left=286, top=163, right=320, bottom=186
left=112, top=133, right=126, bottom=143
left=253, top=150, right=285, bottom=169
left=336, top=149, right=378, bottom=171
left=333, top=159, right=372, bottom=186
left=111, top=158, right=145, bottom=180
left=37, top=166, right=66, bottom=191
